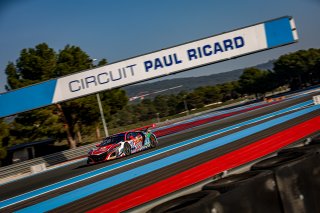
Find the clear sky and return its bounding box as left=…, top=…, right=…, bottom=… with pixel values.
left=0, top=0, right=319, bottom=93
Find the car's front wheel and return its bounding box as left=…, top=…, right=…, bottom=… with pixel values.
left=124, top=143, right=132, bottom=156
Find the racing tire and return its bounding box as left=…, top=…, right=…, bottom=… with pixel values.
left=147, top=190, right=220, bottom=213
left=251, top=152, right=306, bottom=170
left=149, top=134, right=157, bottom=148
left=278, top=143, right=320, bottom=155
left=251, top=152, right=320, bottom=212
left=310, top=134, right=320, bottom=145
left=202, top=170, right=268, bottom=193
left=124, top=143, right=131, bottom=156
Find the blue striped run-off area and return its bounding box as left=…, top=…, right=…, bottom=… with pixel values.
left=15, top=103, right=320, bottom=212
left=0, top=100, right=311, bottom=210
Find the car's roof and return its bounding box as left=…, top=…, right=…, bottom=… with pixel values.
left=109, top=124, right=155, bottom=137
left=112, top=130, right=143, bottom=136
left=108, top=133, right=126, bottom=138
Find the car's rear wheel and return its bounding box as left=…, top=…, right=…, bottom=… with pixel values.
left=124, top=143, right=131, bottom=156
left=150, top=134, right=157, bottom=148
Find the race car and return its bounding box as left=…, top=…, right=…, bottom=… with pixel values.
left=87, top=125, right=158, bottom=164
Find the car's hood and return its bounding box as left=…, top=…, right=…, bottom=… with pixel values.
left=90, top=144, right=118, bottom=155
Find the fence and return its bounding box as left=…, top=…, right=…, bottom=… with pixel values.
left=0, top=143, right=95, bottom=182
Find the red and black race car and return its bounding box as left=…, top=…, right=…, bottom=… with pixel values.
left=87, top=125, right=158, bottom=164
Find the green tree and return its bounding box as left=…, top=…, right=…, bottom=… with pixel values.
left=153, top=95, right=169, bottom=117
left=5, top=43, right=128, bottom=149
left=186, top=92, right=204, bottom=109
left=5, top=43, right=57, bottom=89
left=174, top=91, right=190, bottom=114
left=55, top=45, right=92, bottom=77
left=0, top=119, right=10, bottom=161
left=4, top=43, right=64, bottom=146
left=10, top=107, right=64, bottom=144
left=5, top=62, right=23, bottom=90
left=273, top=48, right=320, bottom=90
left=239, top=68, right=272, bottom=99
left=134, top=99, right=157, bottom=121
left=218, top=82, right=239, bottom=101
left=202, top=86, right=222, bottom=104
left=167, top=94, right=180, bottom=115
left=315, top=50, right=320, bottom=82
left=310, top=49, right=320, bottom=83
left=112, top=106, right=138, bottom=127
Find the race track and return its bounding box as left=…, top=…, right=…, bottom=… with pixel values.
left=1, top=91, right=320, bottom=212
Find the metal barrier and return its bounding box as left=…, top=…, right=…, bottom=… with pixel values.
left=0, top=143, right=95, bottom=182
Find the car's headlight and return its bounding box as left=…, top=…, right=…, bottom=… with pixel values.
left=108, top=148, right=117, bottom=153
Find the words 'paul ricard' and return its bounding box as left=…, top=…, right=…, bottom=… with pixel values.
left=67, top=36, right=245, bottom=93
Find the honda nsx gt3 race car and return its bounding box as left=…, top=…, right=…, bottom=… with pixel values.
left=87, top=127, right=158, bottom=164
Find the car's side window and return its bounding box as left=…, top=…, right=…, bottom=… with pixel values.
left=131, top=132, right=137, bottom=138
left=126, top=133, right=132, bottom=140
left=114, top=136, right=124, bottom=143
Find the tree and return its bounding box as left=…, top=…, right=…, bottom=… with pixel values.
left=200, top=86, right=222, bottom=104
left=112, top=106, right=138, bottom=127
left=273, top=48, right=320, bottom=90
left=54, top=47, right=128, bottom=146
left=0, top=119, right=10, bottom=161
left=6, top=43, right=57, bottom=89
left=10, top=107, right=64, bottom=143
left=5, top=43, right=128, bottom=149
left=309, top=49, right=320, bottom=83
left=55, top=45, right=92, bottom=77
left=153, top=95, right=169, bottom=117
left=137, top=99, right=157, bottom=121
left=239, top=68, right=271, bottom=98
left=5, top=62, right=22, bottom=90
left=174, top=91, right=190, bottom=114
left=167, top=94, right=180, bottom=115
left=186, top=92, right=204, bottom=109
left=4, top=43, right=65, bottom=146
left=218, top=82, right=238, bottom=101
left=315, top=50, right=320, bottom=82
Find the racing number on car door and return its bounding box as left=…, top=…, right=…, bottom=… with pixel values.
left=135, top=133, right=144, bottom=150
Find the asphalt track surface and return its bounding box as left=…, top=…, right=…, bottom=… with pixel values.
left=1, top=92, right=319, bottom=212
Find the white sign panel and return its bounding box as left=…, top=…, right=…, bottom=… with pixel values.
left=53, top=25, right=268, bottom=102
left=313, top=95, right=320, bottom=105
left=0, top=16, right=298, bottom=117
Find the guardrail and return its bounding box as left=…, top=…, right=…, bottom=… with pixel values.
left=155, top=99, right=252, bottom=129
left=0, top=143, right=95, bottom=182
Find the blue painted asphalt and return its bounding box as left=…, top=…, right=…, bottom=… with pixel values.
left=0, top=100, right=312, bottom=210
left=0, top=80, right=57, bottom=118
left=154, top=87, right=316, bottom=131
left=15, top=102, right=319, bottom=212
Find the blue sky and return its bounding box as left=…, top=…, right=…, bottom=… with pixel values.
left=0, top=0, right=319, bottom=93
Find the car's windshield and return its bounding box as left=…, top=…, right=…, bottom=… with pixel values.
left=100, top=134, right=125, bottom=146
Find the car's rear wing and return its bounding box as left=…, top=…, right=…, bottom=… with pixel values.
left=129, top=124, right=156, bottom=132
